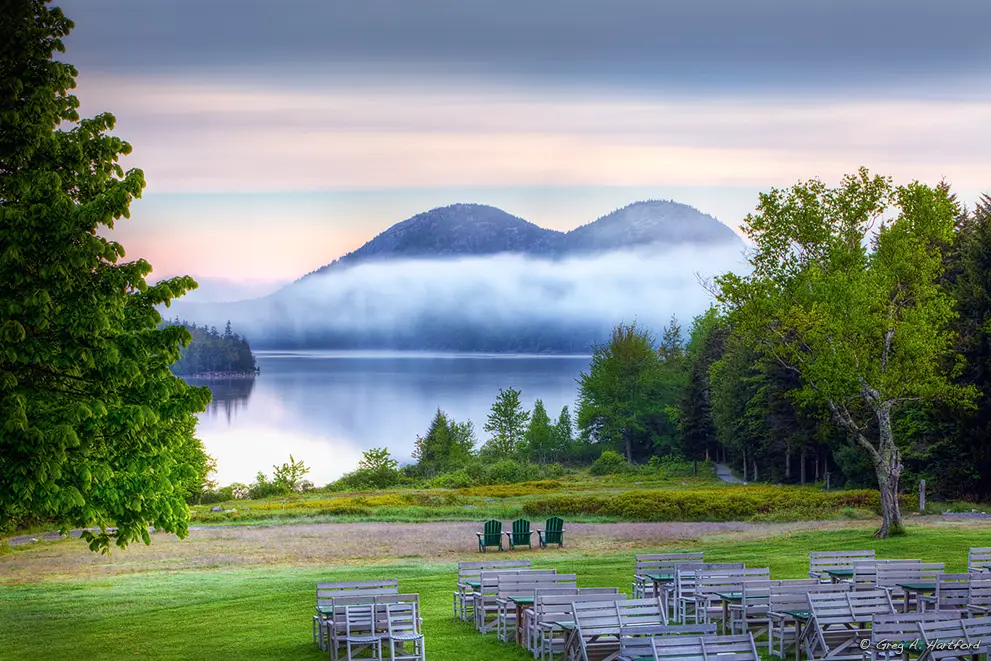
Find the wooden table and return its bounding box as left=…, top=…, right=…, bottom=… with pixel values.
left=711, top=591, right=743, bottom=635
left=508, top=596, right=534, bottom=646
left=780, top=609, right=810, bottom=661
left=824, top=569, right=854, bottom=583
left=644, top=572, right=674, bottom=615
left=896, top=582, right=936, bottom=613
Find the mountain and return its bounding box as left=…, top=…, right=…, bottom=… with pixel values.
left=166, top=199, right=745, bottom=353
left=561, top=200, right=740, bottom=252
left=306, top=199, right=740, bottom=277
left=310, top=204, right=562, bottom=277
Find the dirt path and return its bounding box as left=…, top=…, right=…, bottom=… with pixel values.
left=1, top=520, right=859, bottom=583
left=715, top=463, right=744, bottom=483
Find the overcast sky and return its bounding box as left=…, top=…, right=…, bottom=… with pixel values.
left=55, top=0, right=991, bottom=287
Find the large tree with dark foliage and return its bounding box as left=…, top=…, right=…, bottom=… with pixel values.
left=716, top=169, right=969, bottom=537
left=0, top=1, right=211, bottom=551
left=577, top=321, right=685, bottom=463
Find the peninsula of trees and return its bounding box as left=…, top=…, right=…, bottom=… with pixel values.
left=164, top=319, right=258, bottom=377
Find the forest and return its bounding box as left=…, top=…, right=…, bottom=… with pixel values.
left=317, top=178, right=991, bottom=540
left=164, top=319, right=258, bottom=376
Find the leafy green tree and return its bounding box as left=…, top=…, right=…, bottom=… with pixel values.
left=358, top=447, right=398, bottom=473
left=523, top=399, right=556, bottom=463
left=577, top=323, right=675, bottom=463
left=0, top=1, right=212, bottom=551
left=716, top=169, right=970, bottom=537
left=482, top=387, right=530, bottom=457
left=272, top=455, right=310, bottom=492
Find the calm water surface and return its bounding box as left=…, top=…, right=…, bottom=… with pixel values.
left=189, top=351, right=590, bottom=486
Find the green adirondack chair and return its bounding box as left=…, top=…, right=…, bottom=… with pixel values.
left=505, top=518, right=532, bottom=550
left=476, top=519, right=503, bottom=552
left=537, top=516, right=565, bottom=549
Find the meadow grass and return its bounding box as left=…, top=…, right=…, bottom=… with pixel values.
left=2, top=520, right=989, bottom=660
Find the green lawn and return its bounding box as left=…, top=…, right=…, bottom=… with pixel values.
left=2, top=521, right=988, bottom=660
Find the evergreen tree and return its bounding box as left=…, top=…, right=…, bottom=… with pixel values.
left=412, top=409, right=476, bottom=473
left=0, top=1, right=212, bottom=551
left=522, top=399, right=556, bottom=463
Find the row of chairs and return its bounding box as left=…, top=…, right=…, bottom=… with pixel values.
left=629, top=549, right=991, bottom=660
left=476, top=517, right=566, bottom=552
left=313, top=579, right=424, bottom=661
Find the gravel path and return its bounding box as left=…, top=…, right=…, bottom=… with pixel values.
left=715, top=463, right=744, bottom=483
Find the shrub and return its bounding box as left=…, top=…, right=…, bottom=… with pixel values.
left=428, top=470, right=475, bottom=489
left=483, top=459, right=542, bottom=484
left=248, top=472, right=288, bottom=500
left=522, top=487, right=892, bottom=521
left=590, top=450, right=628, bottom=475
left=199, top=486, right=234, bottom=504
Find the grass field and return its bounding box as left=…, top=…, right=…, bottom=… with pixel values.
left=2, top=518, right=989, bottom=660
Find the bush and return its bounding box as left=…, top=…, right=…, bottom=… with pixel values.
left=249, top=472, right=288, bottom=500
left=428, top=469, right=475, bottom=489
left=330, top=466, right=404, bottom=491
left=483, top=459, right=543, bottom=484
left=199, top=486, right=234, bottom=504
left=590, top=450, right=628, bottom=475
left=522, top=487, right=894, bottom=521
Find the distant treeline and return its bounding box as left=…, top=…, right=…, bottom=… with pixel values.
left=164, top=319, right=257, bottom=376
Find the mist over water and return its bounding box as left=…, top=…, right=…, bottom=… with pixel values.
left=170, top=244, right=748, bottom=352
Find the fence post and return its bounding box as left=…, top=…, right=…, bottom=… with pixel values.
left=919, top=479, right=926, bottom=513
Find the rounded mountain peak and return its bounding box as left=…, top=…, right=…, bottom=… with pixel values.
left=339, top=203, right=561, bottom=262
left=563, top=199, right=740, bottom=251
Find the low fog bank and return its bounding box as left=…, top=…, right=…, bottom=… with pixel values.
left=165, top=245, right=748, bottom=352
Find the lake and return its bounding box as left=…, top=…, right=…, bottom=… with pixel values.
left=188, top=351, right=591, bottom=486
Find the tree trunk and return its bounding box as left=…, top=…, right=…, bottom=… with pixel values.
left=785, top=444, right=791, bottom=480
left=752, top=460, right=758, bottom=482
left=800, top=448, right=806, bottom=485
left=623, top=428, right=633, bottom=464
left=873, top=406, right=904, bottom=538
left=742, top=449, right=748, bottom=482
left=814, top=454, right=820, bottom=482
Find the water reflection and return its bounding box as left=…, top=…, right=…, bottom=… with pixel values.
left=193, top=352, right=589, bottom=486
left=186, top=376, right=256, bottom=423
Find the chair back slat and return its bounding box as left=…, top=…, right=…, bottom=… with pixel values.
left=767, top=582, right=851, bottom=615
left=970, top=548, right=991, bottom=573
left=650, top=632, right=760, bottom=661
left=852, top=559, right=922, bottom=590
left=617, top=623, right=717, bottom=659
left=541, top=517, right=565, bottom=545
left=809, top=550, right=876, bottom=580
left=919, top=616, right=991, bottom=660
left=316, top=579, right=399, bottom=607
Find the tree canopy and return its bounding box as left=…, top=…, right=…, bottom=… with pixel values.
left=0, top=0, right=211, bottom=551
left=715, top=168, right=970, bottom=537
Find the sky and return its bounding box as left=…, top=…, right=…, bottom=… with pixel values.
left=58, top=0, right=991, bottom=294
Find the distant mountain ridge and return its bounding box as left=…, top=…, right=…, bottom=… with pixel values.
left=164, top=198, right=745, bottom=353
left=307, top=199, right=739, bottom=278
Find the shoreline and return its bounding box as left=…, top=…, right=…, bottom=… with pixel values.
left=177, top=371, right=258, bottom=380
